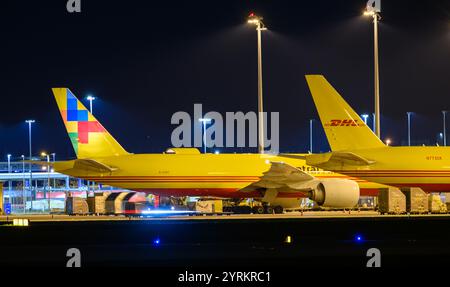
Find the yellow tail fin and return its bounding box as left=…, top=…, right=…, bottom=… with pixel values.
left=305, top=75, right=385, bottom=151
left=52, top=88, right=129, bottom=159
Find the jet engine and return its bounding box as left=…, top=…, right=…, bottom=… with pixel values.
left=308, top=179, right=359, bottom=208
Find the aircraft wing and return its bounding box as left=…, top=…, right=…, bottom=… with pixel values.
left=249, top=161, right=316, bottom=191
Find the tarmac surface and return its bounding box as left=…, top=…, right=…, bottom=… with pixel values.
left=2, top=210, right=450, bottom=222
left=1, top=211, right=450, bottom=268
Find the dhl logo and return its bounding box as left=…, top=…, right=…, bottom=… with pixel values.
left=325, top=119, right=365, bottom=127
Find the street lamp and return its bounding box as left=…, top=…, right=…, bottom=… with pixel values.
left=7, top=154, right=11, bottom=172
left=21, top=155, right=25, bottom=213
left=361, top=114, right=369, bottom=125
left=7, top=154, right=11, bottom=192
left=41, top=152, right=51, bottom=211
left=25, top=120, right=35, bottom=202
left=51, top=153, right=56, bottom=188
left=385, top=138, right=391, bottom=146
left=86, top=95, right=96, bottom=114
left=443, top=111, right=448, bottom=146
left=407, top=112, right=413, bottom=146
left=247, top=12, right=267, bottom=154
left=364, top=1, right=382, bottom=138
left=25, top=120, right=35, bottom=161
left=199, top=118, right=212, bottom=154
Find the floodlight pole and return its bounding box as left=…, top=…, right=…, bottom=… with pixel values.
left=25, top=120, right=35, bottom=205
left=364, top=5, right=382, bottom=138
left=256, top=22, right=264, bottom=154
left=373, top=12, right=381, bottom=138
left=248, top=13, right=267, bottom=154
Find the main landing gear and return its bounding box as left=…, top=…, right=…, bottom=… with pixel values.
left=252, top=204, right=284, bottom=214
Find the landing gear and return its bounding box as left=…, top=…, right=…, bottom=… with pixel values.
left=252, top=205, right=283, bottom=214
left=265, top=206, right=274, bottom=214
left=253, top=206, right=265, bottom=214
left=273, top=205, right=284, bottom=214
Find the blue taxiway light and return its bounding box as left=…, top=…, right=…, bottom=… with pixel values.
left=141, top=209, right=197, bottom=215
left=355, top=235, right=363, bottom=242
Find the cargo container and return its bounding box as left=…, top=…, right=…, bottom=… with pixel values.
left=121, top=192, right=136, bottom=212
left=65, top=197, right=89, bottom=215
left=123, top=202, right=151, bottom=215
left=195, top=200, right=223, bottom=213
left=87, top=192, right=110, bottom=214
left=378, top=188, right=406, bottom=214
left=105, top=192, right=121, bottom=214
left=105, top=192, right=135, bottom=214
left=401, top=188, right=429, bottom=214
left=428, top=194, right=447, bottom=214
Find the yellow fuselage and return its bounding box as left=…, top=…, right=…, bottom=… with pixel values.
left=56, top=153, right=383, bottom=198
left=315, top=147, right=450, bottom=192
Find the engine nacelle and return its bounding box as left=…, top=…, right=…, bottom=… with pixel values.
left=308, top=179, right=359, bottom=208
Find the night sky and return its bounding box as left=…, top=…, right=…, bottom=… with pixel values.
left=1, top=0, right=450, bottom=160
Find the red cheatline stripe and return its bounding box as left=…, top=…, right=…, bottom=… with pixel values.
left=84, top=175, right=371, bottom=183
left=369, top=183, right=450, bottom=187
left=85, top=178, right=261, bottom=182
left=341, top=170, right=450, bottom=173
left=344, top=175, right=450, bottom=178
left=344, top=173, right=450, bottom=175
left=85, top=176, right=261, bottom=179
left=89, top=175, right=256, bottom=178
left=85, top=175, right=361, bottom=179
left=342, top=173, right=450, bottom=176
left=92, top=178, right=258, bottom=180
left=85, top=177, right=260, bottom=180
left=343, top=172, right=450, bottom=175
left=86, top=179, right=257, bottom=183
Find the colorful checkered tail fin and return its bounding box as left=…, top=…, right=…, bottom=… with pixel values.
left=305, top=75, right=385, bottom=151
left=52, top=88, right=129, bottom=159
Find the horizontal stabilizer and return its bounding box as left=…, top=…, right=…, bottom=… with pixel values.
left=73, top=159, right=118, bottom=173
left=27, top=159, right=117, bottom=174
left=306, top=152, right=375, bottom=167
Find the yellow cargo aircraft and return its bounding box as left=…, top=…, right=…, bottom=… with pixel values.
left=36, top=88, right=385, bottom=212
left=304, top=75, right=450, bottom=193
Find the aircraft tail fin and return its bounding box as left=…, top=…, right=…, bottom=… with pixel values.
left=305, top=75, right=385, bottom=151
left=52, top=88, right=129, bottom=159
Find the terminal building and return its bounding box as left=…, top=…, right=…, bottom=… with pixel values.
left=0, top=160, right=130, bottom=214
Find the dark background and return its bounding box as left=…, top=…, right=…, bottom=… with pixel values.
left=1, top=0, right=449, bottom=160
